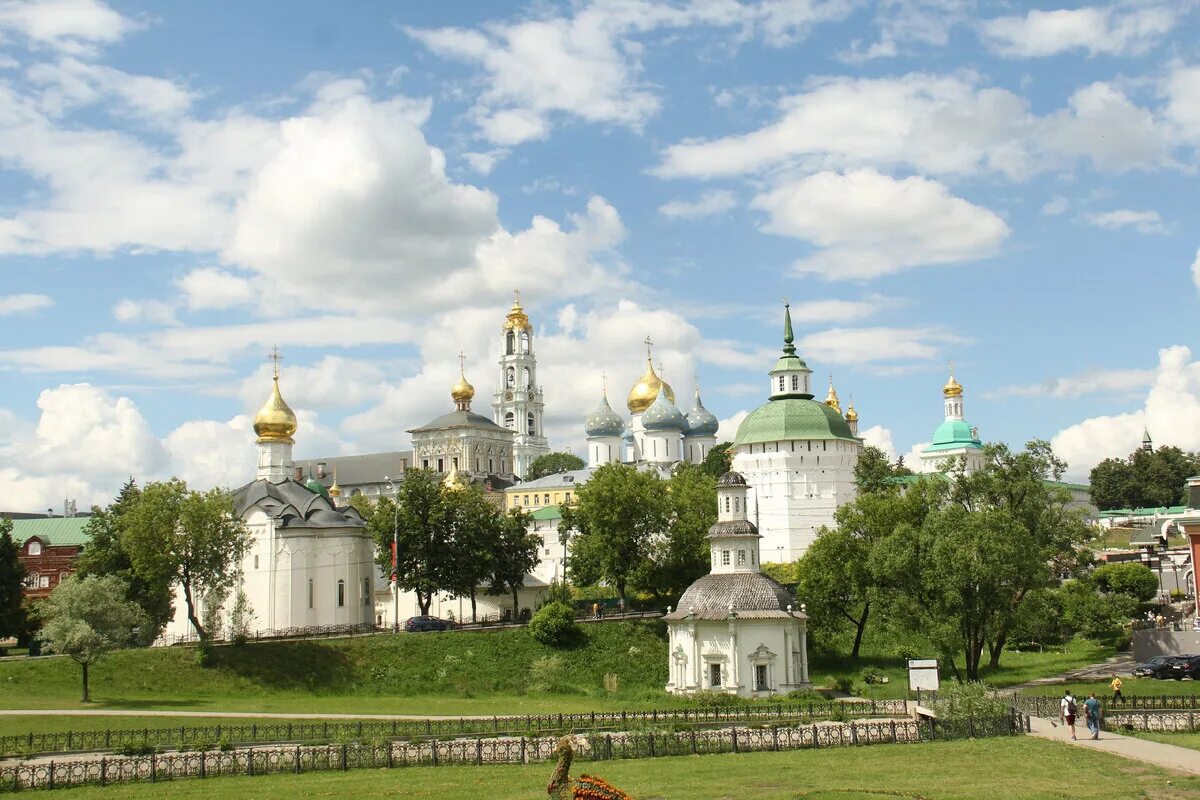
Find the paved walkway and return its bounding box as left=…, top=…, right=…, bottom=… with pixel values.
left=1027, top=716, right=1200, bottom=774
left=1015, top=653, right=1135, bottom=688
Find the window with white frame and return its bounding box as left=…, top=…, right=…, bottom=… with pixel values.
left=721, top=550, right=730, bottom=566
left=27, top=541, right=41, bottom=556
left=337, top=579, right=346, bottom=607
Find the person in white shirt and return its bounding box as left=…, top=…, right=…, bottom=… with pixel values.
left=1060, top=690, right=1078, bottom=740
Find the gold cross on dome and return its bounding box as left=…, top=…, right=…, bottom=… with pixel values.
left=513, top=288, right=521, bottom=305
left=458, top=350, right=467, bottom=374
left=644, top=335, right=654, bottom=358
left=948, top=359, right=955, bottom=377
left=268, top=346, right=283, bottom=378
left=601, top=370, right=607, bottom=393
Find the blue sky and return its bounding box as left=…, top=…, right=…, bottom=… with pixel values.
left=1, top=0, right=1199, bottom=511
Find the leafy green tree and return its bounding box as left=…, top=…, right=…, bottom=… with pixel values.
left=39, top=575, right=146, bottom=702
left=853, top=445, right=912, bottom=494
left=1089, top=445, right=1200, bottom=510
left=560, top=463, right=669, bottom=604
left=1060, top=579, right=1138, bottom=643
left=528, top=601, right=578, bottom=646
left=487, top=507, right=540, bottom=618
left=946, top=440, right=1091, bottom=668
left=443, top=485, right=501, bottom=622
left=699, top=442, right=733, bottom=479
left=367, top=469, right=449, bottom=616
left=636, top=464, right=716, bottom=603
left=1006, top=589, right=1067, bottom=650
left=525, top=452, right=586, bottom=481
left=0, top=517, right=26, bottom=641
left=348, top=492, right=374, bottom=518
left=121, top=480, right=248, bottom=642
left=800, top=477, right=943, bottom=658
left=75, top=479, right=174, bottom=643
left=1091, top=562, right=1159, bottom=602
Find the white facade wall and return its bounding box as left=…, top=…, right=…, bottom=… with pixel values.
left=588, top=437, right=622, bottom=468
left=733, top=438, right=860, bottom=562
left=684, top=435, right=716, bottom=465
left=666, top=619, right=809, bottom=698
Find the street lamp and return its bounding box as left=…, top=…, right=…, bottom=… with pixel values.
left=385, top=476, right=399, bottom=633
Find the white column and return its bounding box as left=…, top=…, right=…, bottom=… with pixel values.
left=799, top=625, right=809, bottom=684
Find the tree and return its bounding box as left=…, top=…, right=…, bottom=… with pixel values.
left=1091, top=562, right=1159, bottom=602
left=636, top=464, right=716, bottom=603
left=699, top=442, right=733, bottom=479
left=348, top=492, right=374, bottom=518
left=526, top=452, right=586, bottom=481
left=75, top=479, right=174, bottom=643
left=946, top=440, right=1091, bottom=668
left=799, top=477, right=943, bottom=658
left=1089, top=445, right=1200, bottom=510
left=367, top=469, right=451, bottom=616
left=0, top=517, right=26, bottom=642
left=487, top=507, right=540, bottom=618
left=39, top=575, right=146, bottom=702
left=121, top=480, right=249, bottom=642
left=443, top=486, right=501, bottom=622
left=1060, top=579, right=1138, bottom=643
left=559, top=463, right=669, bottom=603
left=853, top=445, right=912, bottom=494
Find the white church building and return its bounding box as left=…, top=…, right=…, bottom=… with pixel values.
left=664, top=470, right=810, bottom=698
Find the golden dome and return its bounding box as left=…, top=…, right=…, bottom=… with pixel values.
left=627, top=359, right=675, bottom=414
left=328, top=469, right=342, bottom=498
left=254, top=375, right=297, bottom=444
left=824, top=375, right=841, bottom=414
left=451, top=370, right=475, bottom=404
left=943, top=369, right=963, bottom=398
left=845, top=402, right=858, bottom=423
left=442, top=466, right=467, bottom=491
left=503, top=290, right=532, bottom=332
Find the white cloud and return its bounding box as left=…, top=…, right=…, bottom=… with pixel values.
left=0, top=293, right=52, bottom=314
left=980, top=4, right=1181, bottom=58
left=177, top=267, right=257, bottom=311
left=840, top=0, right=973, bottom=63
left=717, top=410, right=749, bottom=444
left=1083, top=208, right=1168, bottom=234
left=655, top=72, right=1175, bottom=181
left=658, top=190, right=738, bottom=219
left=112, top=298, right=180, bottom=326
left=788, top=297, right=890, bottom=324
left=860, top=424, right=897, bottom=460
left=236, top=356, right=388, bottom=413
left=0, top=0, right=137, bottom=53
left=753, top=169, right=1009, bottom=279
left=1052, top=346, right=1200, bottom=479
left=799, top=325, right=968, bottom=366
left=1041, top=196, right=1070, bottom=216
left=1163, top=64, right=1200, bottom=143
left=989, top=368, right=1156, bottom=399
left=26, top=56, right=192, bottom=122
left=1193, top=248, right=1200, bottom=293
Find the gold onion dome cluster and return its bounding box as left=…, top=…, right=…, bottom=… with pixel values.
left=254, top=375, right=298, bottom=444
left=844, top=402, right=858, bottom=423
left=824, top=376, right=841, bottom=414
left=627, top=360, right=675, bottom=413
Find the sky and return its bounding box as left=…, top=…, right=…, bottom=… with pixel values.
left=1, top=0, right=1199, bottom=512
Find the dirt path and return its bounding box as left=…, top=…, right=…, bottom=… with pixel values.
left=1027, top=716, right=1200, bottom=775
left=1013, top=652, right=1135, bottom=688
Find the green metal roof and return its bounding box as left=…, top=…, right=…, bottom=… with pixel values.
left=9, top=517, right=92, bottom=547
left=733, top=397, right=857, bottom=447
left=530, top=507, right=563, bottom=521
left=1099, top=505, right=1186, bottom=517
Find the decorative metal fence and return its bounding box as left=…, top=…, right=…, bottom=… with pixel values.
left=1009, top=693, right=1200, bottom=719
left=0, top=714, right=1027, bottom=792
left=0, top=700, right=911, bottom=758
left=1103, top=711, right=1200, bottom=734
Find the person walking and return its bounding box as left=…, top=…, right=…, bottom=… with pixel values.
left=592, top=602, right=600, bottom=620
left=1110, top=675, right=1123, bottom=704
left=1060, top=690, right=1078, bottom=740
left=1084, top=692, right=1102, bottom=740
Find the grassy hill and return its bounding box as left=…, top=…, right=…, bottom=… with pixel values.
left=0, top=621, right=670, bottom=714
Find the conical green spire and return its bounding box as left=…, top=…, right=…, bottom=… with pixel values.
left=782, top=301, right=796, bottom=356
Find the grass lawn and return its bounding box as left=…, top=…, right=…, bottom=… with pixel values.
left=1128, top=731, right=1200, bottom=752
left=33, top=737, right=1200, bottom=799
left=1021, top=677, right=1200, bottom=698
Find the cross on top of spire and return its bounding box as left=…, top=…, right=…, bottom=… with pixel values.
left=644, top=334, right=654, bottom=359
left=268, top=346, right=283, bottom=378
left=513, top=288, right=521, bottom=305
left=458, top=350, right=467, bottom=374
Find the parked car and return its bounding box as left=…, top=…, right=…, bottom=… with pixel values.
left=1132, top=655, right=1179, bottom=679
left=1168, top=654, right=1200, bottom=680
left=404, top=615, right=453, bottom=633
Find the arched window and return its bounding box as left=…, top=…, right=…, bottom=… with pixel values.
left=337, top=579, right=346, bottom=608
left=734, top=497, right=740, bottom=512
left=253, top=555, right=259, bottom=570
left=523, top=367, right=531, bottom=388
left=527, top=413, right=536, bottom=436
left=363, top=578, right=371, bottom=606
left=24, top=572, right=39, bottom=589
left=307, top=578, right=314, bottom=609
left=27, top=541, right=41, bottom=556
left=520, top=331, right=530, bottom=354
left=504, top=412, right=515, bottom=430
left=59, top=571, right=69, bottom=584
left=506, top=367, right=515, bottom=387
left=506, top=331, right=515, bottom=355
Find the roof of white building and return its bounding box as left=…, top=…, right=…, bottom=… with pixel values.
left=664, top=573, right=801, bottom=621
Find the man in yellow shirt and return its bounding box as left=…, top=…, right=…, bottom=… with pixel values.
left=1110, top=675, right=1123, bottom=704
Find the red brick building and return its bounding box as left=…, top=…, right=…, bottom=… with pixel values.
left=11, top=518, right=91, bottom=601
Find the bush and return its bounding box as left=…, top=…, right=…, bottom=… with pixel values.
left=526, top=655, right=572, bottom=694
left=929, top=681, right=1009, bottom=723
left=194, top=641, right=214, bottom=668
left=1091, top=563, right=1159, bottom=602
left=528, top=601, right=579, bottom=647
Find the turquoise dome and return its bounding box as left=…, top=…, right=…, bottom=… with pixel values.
left=733, top=398, right=857, bottom=447
left=684, top=389, right=719, bottom=437
left=304, top=476, right=330, bottom=499
left=642, top=388, right=686, bottom=431
left=923, top=419, right=982, bottom=453
left=584, top=394, right=624, bottom=438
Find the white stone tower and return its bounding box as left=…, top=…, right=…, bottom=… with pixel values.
left=585, top=376, right=624, bottom=468
left=254, top=347, right=298, bottom=482
left=492, top=291, right=549, bottom=479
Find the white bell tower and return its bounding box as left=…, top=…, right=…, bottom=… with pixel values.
left=492, top=291, right=550, bottom=479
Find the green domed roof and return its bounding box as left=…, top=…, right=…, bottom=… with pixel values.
left=923, top=419, right=982, bottom=453
left=733, top=397, right=858, bottom=447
